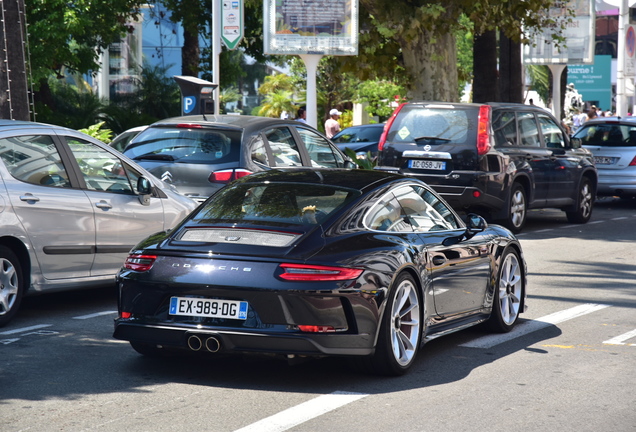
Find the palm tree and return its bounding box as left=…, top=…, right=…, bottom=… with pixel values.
left=257, top=90, right=295, bottom=118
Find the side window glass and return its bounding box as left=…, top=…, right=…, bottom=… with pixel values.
left=264, top=127, right=302, bottom=167
left=492, top=111, right=518, bottom=146
left=518, top=113, right=541, bottom=147
left=296, top=127, right=343, bottom=168
left=250, top=135, right=270, bottom=166
left=537, top=114, right=566, bottom=149
left=394, top=185, right=459, bottom=231
left=66, top=137, right=134, bottom=194
left=0, top=135, right=71, bottom=188
left=365, top=194, right=413, bottom=232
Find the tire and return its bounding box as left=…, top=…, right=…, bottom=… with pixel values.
left=0, top=246, right=25, bottom=327
left=566, top=177, right=594, bottom=224
left=364, top=273, right=422, bottom=376
left=503, top=183, right=527, bottom=233
left=486, top=248, right=524, bottom=333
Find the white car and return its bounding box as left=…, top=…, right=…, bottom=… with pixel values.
left=0, top=120, right=197, bottom=326
left=573, top=116, right=636, bottom=198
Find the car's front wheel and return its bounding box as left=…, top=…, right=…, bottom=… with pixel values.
left=0, top=246, right=25, bottom=327
left=486, top=248, right=524, bottom=332
left=566, top=177, right=594, bottom=224
left=363, top=273, right=422, bottom=376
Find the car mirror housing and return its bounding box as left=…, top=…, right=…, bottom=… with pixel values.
left=137, top=176, right=153, bottom=206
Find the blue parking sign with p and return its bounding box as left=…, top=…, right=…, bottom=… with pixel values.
left=183, top=96, right=196, bottom=114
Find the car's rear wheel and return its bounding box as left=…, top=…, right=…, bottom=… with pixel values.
left=503, top=183, right=527, bottom=233
left=566, top=177, right=593, bottom=224
left=486, top=248, right=524, bottom=332
left=364, top=273, right=422, bottom=376
left=0, top=246, right=25, bottom=327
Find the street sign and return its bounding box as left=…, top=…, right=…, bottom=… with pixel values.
left=221, top=0, right=243, bottom=50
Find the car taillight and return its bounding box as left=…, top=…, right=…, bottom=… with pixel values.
left=298, top=325, right=336, bottom=333
left=378, top=103, right=406, bottom=152
left=124, top=254, right=157, bottom=272
left=176, top=123, right=203, bottom=129
left=209, top=168, right=253, bottom=183
left=628, top=156, right=636, bottom=166
left=477, top=105, right=492, bottom=155
left=278, top=264, right=363, bottom=281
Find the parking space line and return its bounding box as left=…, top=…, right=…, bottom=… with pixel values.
left=603, top=328, right=636, bottom=346
left=459, top=303, right=610, bottom=349
left=0, top=324, right=52, bottom=335
left=72, top=311, right=118, bottom=320
left=233, top=391, right=368, bottom=432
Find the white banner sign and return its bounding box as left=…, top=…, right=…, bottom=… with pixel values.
left=263, top=0, right=358, bottom=56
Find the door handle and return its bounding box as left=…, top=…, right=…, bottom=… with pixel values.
left=432, top=256, right=446, bottom=266
left=19, top=194, right=40, bottom=202
left=95, top=201, right=112, bottom=210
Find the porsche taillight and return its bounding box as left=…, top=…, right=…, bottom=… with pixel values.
left=278, top=264, right=363, bottom=281
left=124, top=254, right=157, bottom=272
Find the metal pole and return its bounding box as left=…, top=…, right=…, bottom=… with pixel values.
left=548, top=64, right=566, bottom=121
left=616, top=0, right=629, bottom=117
left=212, top=0, right=221, bottom=114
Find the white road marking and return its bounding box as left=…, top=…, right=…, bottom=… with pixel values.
left=460, top=303, right=610, bottom=349
left=233, top=391, right=368, bottom=432
left=72, top=311, right=117, bottom=320
left=603, top=328, right=636, bottom=346
left=0, top=324, right=52, bottom=335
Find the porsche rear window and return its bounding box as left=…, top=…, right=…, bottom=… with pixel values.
left=190, top=182, right=360, bottom=225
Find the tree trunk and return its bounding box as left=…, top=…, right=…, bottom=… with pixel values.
left=499, top=32, right=523, bottom=103
left=400, top=30, right=458, bottom=101
left=182, top=27, right=200, bottom=77
left=0, top=0, right=30, bottom=120
left=472, top=30, right=498, bottom=103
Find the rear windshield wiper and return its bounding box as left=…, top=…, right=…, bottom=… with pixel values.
left=413, top=136, right=451, bottom=143
left=133, top=153, right=176, bottom=161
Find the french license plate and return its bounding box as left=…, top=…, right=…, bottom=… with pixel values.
left=593, top=156, right=615, bottom=165
left=169, top=297, right=248, bottom=320
left=409, top=159, right=446, bottom=170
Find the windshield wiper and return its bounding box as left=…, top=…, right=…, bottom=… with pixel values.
left=413, top=136, right=451, bottom=143
left=133, top=153, right=175, bottom=161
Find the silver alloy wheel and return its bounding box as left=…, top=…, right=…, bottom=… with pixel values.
left=579, top=181, right=593, bottom=219
left=390, top=278, right=421, bottom=366
left=498, top=252, right=523, bottom=325
left=510, top=189, right=526, bottom=229
left=0, top=257, right=18, bottom=315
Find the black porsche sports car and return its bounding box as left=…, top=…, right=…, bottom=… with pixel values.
left=113, top=168, right=527, bottom=375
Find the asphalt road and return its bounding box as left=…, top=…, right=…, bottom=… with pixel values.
left=1, top=198, right=635, bottom=432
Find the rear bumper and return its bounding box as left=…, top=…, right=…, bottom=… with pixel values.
left=113, top=320, right=375, bottom=357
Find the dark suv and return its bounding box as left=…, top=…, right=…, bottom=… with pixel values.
left=377, top=102, right=597, bottom=232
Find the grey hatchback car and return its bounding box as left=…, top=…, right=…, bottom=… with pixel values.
left=122, top=115, right=355, bottom=202
left=0, top=120, right=197, bottom=326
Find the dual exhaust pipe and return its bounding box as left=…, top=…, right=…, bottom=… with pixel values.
left=187, top=334, right=221, bottom=353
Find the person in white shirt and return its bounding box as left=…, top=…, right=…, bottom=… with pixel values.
left=325, top=108, right=341, bottom=138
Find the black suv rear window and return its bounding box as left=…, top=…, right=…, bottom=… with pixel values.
left=574, top=123, right=636, bottom=147
left=387, top=104, right=476, bottom=144
left=123, top=127, right=242, bottom=163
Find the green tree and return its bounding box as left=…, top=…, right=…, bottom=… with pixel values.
left=347, top=0, right=566, bottom=101
left=26, top=0, right=145, bottom=108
